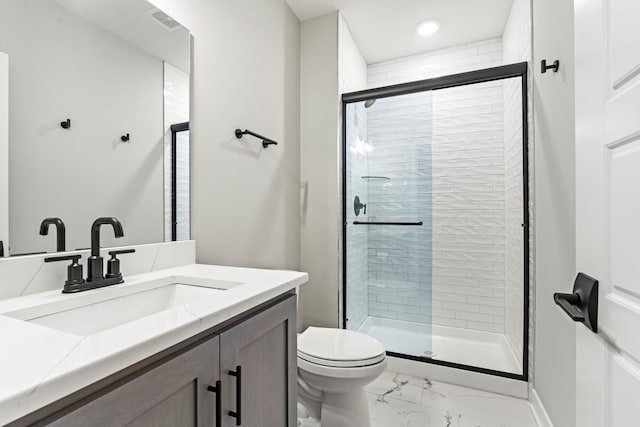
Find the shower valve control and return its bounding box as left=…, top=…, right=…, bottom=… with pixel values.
left=354, top=196, right=366, bottom=216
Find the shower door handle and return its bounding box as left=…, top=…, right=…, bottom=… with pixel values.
left=353, top=221, right=423, bottom=226
left=553, top=272, right=598, bottom=333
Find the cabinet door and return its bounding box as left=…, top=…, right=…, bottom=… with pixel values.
left=220, top=296, right=297, bottom=427
left=50, top=337, right=220, bottom=427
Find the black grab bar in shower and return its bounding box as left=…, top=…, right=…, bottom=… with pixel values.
left=353, top=221, right=423, bottom=226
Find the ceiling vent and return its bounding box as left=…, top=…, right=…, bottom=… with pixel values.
left=146, top=8, right=183, bottom=32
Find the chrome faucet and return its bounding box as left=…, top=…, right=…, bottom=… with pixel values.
left=39, top=218, right=66, bottom=252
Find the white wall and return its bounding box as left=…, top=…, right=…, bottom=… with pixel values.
left=338, top=15, right=368, bottom=94
left=502, top=0, right=532, bottom=375
left=532, top=0, right=576, bottom=425
left=339, top=14, right=369, bottom=330
left=148, top=0, right=301, bottom=272
left=0, top=52, right=7, bottom=255
left=368, top=39, right=503, bottom=88
left=163, top=62, right=190, bottom=241
left=299, top=12, right=340, bottom=329
left=0, top=0, right=164, bottom=254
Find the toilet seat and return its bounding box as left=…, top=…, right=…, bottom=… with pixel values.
left=298, top=351, right=385, bottom=367
left=297, top=327, right=386, bottom=368
left=297, top=353, right=387, bottom=379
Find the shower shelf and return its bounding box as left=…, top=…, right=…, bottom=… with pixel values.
left=353, top=221, right=423, bottom=226
left=361, top=176, right=391, bottom=180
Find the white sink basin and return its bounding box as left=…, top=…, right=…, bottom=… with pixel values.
left=5, top=279, right=238, bottom=336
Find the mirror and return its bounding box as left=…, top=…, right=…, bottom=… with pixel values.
left=0, top=0, right=190, bottom=256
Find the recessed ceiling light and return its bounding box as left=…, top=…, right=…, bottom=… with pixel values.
left=416, top=20, right=440, bottom=37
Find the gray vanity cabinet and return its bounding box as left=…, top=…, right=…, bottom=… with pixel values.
left=49, top=337, right=220, bottom=427
left=220, top=295, right=297, bottom=427
left=15, top=295, right=297, bottom=427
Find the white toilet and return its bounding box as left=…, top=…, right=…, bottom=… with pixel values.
left=297, top=327, right=387, bottom=427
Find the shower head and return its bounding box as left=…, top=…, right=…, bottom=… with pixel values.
left=364, top=99, right=376, bottom=108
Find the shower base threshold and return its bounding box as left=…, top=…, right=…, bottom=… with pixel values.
left=357, top=316, right=521, bottom=374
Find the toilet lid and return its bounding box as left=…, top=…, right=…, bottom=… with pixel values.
left=297, top=327, right=386, bottom=367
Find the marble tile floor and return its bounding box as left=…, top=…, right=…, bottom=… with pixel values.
left=366, top=371, right=539, bottom=427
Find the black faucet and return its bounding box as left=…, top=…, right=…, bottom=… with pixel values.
left=44, top=217, right=135, bottom=293
left=39, top=218, right=66, bottom=252
left=87, top=217, right=124, bottom=283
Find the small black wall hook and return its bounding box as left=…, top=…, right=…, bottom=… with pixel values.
left=120, top=133, right=130, bottom=142
left=235, top=128, right=279, bottom=149
left=60, top=119, right=71, bottom=129
left=541, top=59, right=560, bottom=73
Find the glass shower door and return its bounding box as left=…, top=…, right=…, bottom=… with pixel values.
left=342, top=64, right=529, bottom=378
left=344, top=91, right=433, bottom=358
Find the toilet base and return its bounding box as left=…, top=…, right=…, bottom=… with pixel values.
left=298, top=403, right=321, bottom=427
left=320, top=388, right=371, bottom=427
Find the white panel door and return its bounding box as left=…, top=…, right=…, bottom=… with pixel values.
left=575, top=0, right=640, bottom=425
left=0, top=52, right=8, bottom=256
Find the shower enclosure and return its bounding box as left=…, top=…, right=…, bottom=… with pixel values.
left=170, top=122, right=190, bottom=241
left=342, top=63, right=529, bottom=379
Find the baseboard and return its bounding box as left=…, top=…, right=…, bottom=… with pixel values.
left=529, top=387, right=554, bottom=427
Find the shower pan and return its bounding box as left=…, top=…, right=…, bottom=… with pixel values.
left=342, top=63, right=529, bottom=380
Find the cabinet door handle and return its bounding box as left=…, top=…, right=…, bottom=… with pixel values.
left=207, top=380, right=222, bottom=427
left=228, top=366, right=242, bottom=425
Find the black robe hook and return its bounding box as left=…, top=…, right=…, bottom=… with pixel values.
left=541, top=59, right=560, bottom=73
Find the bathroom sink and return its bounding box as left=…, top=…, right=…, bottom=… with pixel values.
left=5, top=280, right=234, bottom=336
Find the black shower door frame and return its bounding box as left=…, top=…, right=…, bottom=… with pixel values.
left=341, top=62, right=530, bottom=381
left=170, top=121, right=190, bottom=242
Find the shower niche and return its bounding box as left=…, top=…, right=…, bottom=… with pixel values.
left=342, top=63, right=529, bottom=380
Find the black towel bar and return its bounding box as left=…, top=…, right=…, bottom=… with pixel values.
left=235, top=128, right=278, bottom=148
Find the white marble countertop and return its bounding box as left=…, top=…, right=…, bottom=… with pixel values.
left=0, top=263, right=308, bottom=425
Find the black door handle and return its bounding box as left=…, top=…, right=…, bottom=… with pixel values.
left=553, top=272, right=598, bottom=332
left=554, top=293, right=585, bottom=321
left=207, top=380, right=222, bottom=427
left=228, top=366, right=242, bottom=425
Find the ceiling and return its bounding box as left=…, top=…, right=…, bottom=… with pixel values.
left=55, top=0, right=190, bottom=72
left=285, top=0, right=514, bottom=64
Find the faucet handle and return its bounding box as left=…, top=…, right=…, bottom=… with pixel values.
left=108, top=249, right=136, bottom=257
left=106, top=249, right=136, bottom=280
left=45, top=254, right=85, bottom=291
left=44, top=254, right=81, bottom=263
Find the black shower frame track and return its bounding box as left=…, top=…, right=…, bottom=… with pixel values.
left=170, top=122, right=190, bottom=242
left=341, top=62, right=530, bottom=382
